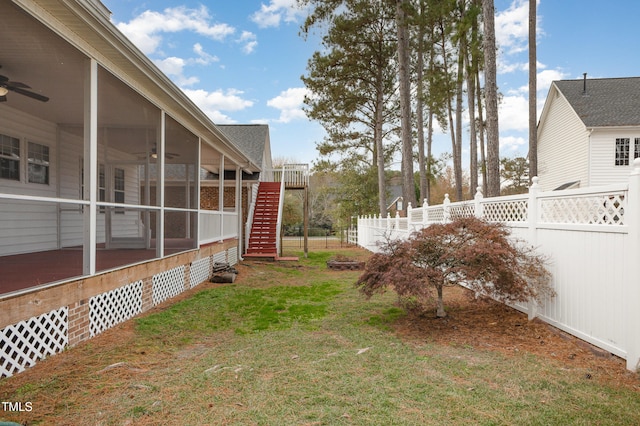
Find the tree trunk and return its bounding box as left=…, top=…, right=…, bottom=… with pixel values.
left=466, top=56, right=478, bottom=199
left=436, top=284, right=446, bottom=318
left=396, top=0, right=416, bottom=209
left=528, top=0, right=537, bottom=183
left=482, top=0, right=500, bottom=197
left=454, top=35, right=465, bottom=201
left=476, top=67, right=487, bottom=196
left=427, top=110, right=433, bottom=205
left=417, top=23, right=427, bottom=205
left=375, top=76, right=387, bottom=217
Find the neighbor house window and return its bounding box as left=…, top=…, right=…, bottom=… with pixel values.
left=114, top=167, right=125, bottom=214
left=27, top=142, right=50, bottom=184
left=615, top=138, right=640, bottom=166
left=0, top=133, right=20, bottom=181
left=615, top=138, right=630, bottom=166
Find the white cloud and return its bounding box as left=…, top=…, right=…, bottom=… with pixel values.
left=251, top=0, right=306, bottom=28
left=499, top=135, right=527, bottom=153
left=238, top=31, right=258, bottom=54
left=154, top=57, right=199, bottom=86
left=267, top=87, right=309, bottom=123
left=153, top=44, right=221, bottom=87
left=536, top=69, right=569, bottom=93
left=115, top=6, right=235, bottom=55
left=495, top=0, right=530, bottom=55
left=193, top=43, right=219, bottom=65
left=183, top=88, right=254, bottom=123
left=498, top=95, right=529, bottom=132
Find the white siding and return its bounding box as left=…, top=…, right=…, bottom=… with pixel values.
left=589, top=128, right=640, bottom=187
left=537, top=92, right=590, bottom=191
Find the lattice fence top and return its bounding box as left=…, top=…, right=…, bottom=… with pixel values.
left=426, top=207, right=445, bottom=223
left=89, top=281, right=143, bottom=337
left=409, top=208, right=424, bottom=223
left=152, top=265, right=186, bottom=306
left=483, top=199, right=528, bottom=223
left=190, top=257, right=211, bottom=288
left=540, top=194, right=626, bottom=225
left=449, top=203, right=475, bottom=220
left=1, top=307, right=68, bottom=378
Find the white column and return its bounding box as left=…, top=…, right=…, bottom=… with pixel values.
left=83, top=59, right=98, bottom=276
left=195, top=138, right=202, bottom=248
left=236, top=165, right=243, bottom=258
left=157, top=112, right=165, bottom=258
left=219, top=155, right=225, bottom=240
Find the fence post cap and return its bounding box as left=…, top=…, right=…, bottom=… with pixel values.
left=531, top=176, right=540, bottom=187
left=474, top=186, right=483, bottom=199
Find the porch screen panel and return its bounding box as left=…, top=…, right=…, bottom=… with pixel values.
left=163, top=115, right=198, bottom=252
left=94, top=66, right=162, bottom=267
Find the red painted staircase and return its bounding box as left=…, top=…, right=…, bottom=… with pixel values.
left=245, top=182, right=281, bottom=259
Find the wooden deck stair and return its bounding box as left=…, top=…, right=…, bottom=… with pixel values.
left=245, top=182, right=281, bottom=260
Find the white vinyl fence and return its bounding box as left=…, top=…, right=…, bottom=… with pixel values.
left=357, top=159, right=640, bottom=372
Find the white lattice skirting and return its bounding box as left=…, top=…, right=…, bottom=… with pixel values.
left=227, top=247, right=238, bottom=265
left=190, top=257, right=212, bottom=289
left=1, top=307, right=68, bottom=378
left=213, top=251, right=226, bottom=265
left=90, top=280, right=143, bottom=337
left=153, top=265, right=186, bottom=306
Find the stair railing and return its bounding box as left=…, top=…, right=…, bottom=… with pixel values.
left=244, top=183, right=259, bottom=253
left=275, top=165, right=286, bottom=256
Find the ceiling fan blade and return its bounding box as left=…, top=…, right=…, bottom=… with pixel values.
left=10, top=86, right=49, bottom=102
left=7, top=81, right=31, bottom=89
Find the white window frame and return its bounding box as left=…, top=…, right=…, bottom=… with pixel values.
left=27, top=141, right=50, bottom=185
left=0, top=132, right=21, bottom=182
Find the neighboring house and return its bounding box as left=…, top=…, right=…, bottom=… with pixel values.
left=0, top=0, right=276, bottom=377
left=537, top=76, right=640, bottom=191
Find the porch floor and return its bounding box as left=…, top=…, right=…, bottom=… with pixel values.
left=0, top=241, right=194, bottom=296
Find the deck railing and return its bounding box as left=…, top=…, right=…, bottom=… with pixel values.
left=271, top=163, right=310, bottom=188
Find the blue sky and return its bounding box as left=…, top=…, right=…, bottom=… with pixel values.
left=102, top=0, right=640, bottom=167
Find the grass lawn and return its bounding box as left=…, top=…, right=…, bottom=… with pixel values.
left=1, top=248, right=639, bottom=425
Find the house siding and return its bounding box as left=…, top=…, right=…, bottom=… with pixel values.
left=537, top=91, right=590, bottom=191
left=589, top=128, right=640, bottom=187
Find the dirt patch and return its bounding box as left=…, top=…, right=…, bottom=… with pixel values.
left=393, top=285, right=639, bottom=390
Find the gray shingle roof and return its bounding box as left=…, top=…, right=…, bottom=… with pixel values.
left=555, top=77, right=640, bottom=127
left=216, top=124, right=269, bottom=168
